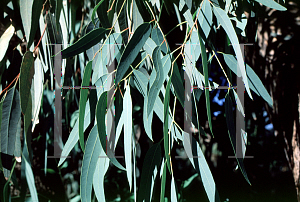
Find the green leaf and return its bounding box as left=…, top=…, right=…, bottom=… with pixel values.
left=182, top=173, right=198, bottom=188
left=116, top=0, right=129, bottom=44
left=147, top=46, right=164, bottom=117
left=61, top=27, right=109, bottom=58
left=124, top=85, right=133, bottom=190
left=132, top=0, right=144, bottom=31
left=138, top=143, right=162, bottom=202
left=222, top=53, right=273, bottom=107
left=225, top=91, right=251, bottom=185
left=213, top=6, right=252, bottom=99
left=28, top=0, right=44, bottom=48
left=1, top=87, right=21, bottom=177
left=92, top=0, right=104, bottom=25
left=96, top=91, right=107, bottom=154
left=96, top=91, right=126, bottom=171
left=96, top=0, right=111, bottom=28
left=55, top=0, right=63, bottom=30
left=199, top=36, right=213, bottom=137
left=115, top=22, right=152, bottom=84
left=0, top=25, right=14, bottom=62
left=19, top=51, right=34, bottom=116
left=171, top=64, right=184, bottom=108
left=254, top=0, right=287, bottom=11
left=80, top=125, right=101, bottom=202
left=160, top=161, right=167, bottom=202
left=20, top=0, right=33, bottom=50
left=164, top=76, right=172, bottom=174
left=79, top=61, right=93, bottom=152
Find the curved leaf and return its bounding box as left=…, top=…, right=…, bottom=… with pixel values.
left=79, top=61, right=93, bottom=152
left=61, top=27, right=109, bottom=58
left=147, top=46, right=164, bottom=117
left=138, top=143, right=162, bottom=202
left=19, top=51, right=34, bottom=116
left=223, top=53, right=273, bottom=107
left=80, top=125, right=101, bottom=202
left=213, top=6, right=252, bottom=99
left=28, top=0, right=44, bottom=48
left=225, top=90, right=251, bottom=185
left=20, top=0, right=33, bottom=50
left=115, top=22, right=152, bottom=84
left=92, top=0, right=104, bottom=25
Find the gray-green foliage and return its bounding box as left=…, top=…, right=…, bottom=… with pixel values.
left=0, top=0, right=286, bottom=201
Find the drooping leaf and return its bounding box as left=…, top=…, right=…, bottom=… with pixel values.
left=138, top=143, right=162, bottom=202
left=152, top=27, right=168, bottom=54
left=0, top=87, right=21, bottom=178
left=124, top=85, right=133, bottom=190
left=164, top=76, right=172, bottom=174
left=160, top=161, right=167, bottom=202
left=222, top=53, right=273, bottom=107
left=80, top=125, right=101, bottom=202
left=96, top=0, right=111, bottom=28
left=20, top=0, right=33, bottom=50
left=213, top=6, right=252, bottom=99
left=147, top=46, right=164, bottom=117
left=27, top=0, right=44, bottom=48
left=58, top=100, right=91, bottom=167
left=61, top=27, right=109, bottom=58
left=96, top=91, right=126, bottom=171
left=254, top=0, right=287, bottom=11
left=197, top=0, right=212, bottom=39
left=225, top=91, right=251, bottom=185
left=0, top=25, right=14, bottom=62
left=199, top=36, right=213, bottom=137
left=171, top=174, right=178, bottom=202
left=115, top=22, right=152, bottom=84
left=19, top=51, right=34, bottom=116
left=116, top=0, right=129, bottom=43
left=92, top=0, right=104, bottom=25
left=184, top=136, right=221, bottom=202
left=171, top=64, right=184, bottom=108
left=93, top=147, right=110, bottom=202
left=79, top=61, right=93, bottom=152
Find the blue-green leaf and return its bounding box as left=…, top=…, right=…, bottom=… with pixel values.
left=93, top=148, right=110, bottom=202
left=254, top=0, right=287, bottom=11
left=197, top=0, right=212, bottom=39
left=124, top=85, right=133, bottom=190
left=147, top=47, right=164, bottom=117
left=164, top=76, right=172, bottom=173
left=223, top=53, right=273, bottom=107
left=20, top=0, right=33, bottom=50
left=80, top=125, right=101, bottom=202
left=115, top=22, right=152, bottom=84
left=160, top=161, right=167, bottom=202
left=79, top=61, right=93, bottom=152
left=213, top=6, right=252, bottom=99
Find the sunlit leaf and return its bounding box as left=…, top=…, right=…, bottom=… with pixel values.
left=124, top=85, right=133, bottom=190
left=254, top=0, right=287, bottom=11
left=0, top=25, right=14, bottom=62
left=20, top=0, right=33, bottom=50
left=213, top=6, right=252, bottom=99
